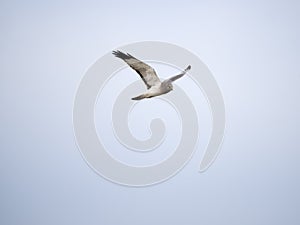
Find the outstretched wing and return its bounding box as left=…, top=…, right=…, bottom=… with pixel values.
left=113, top=50, right=161, bottom=89
left=168, top=65, right=191, bottom=82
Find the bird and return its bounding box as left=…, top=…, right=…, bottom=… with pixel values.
left=112, top=50, right=191, bottom=100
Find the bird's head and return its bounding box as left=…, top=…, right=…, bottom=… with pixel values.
left=163, top=81, right=173, bottom=91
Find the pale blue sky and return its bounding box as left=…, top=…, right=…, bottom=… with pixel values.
left=0, top=0, right=299, bottom=224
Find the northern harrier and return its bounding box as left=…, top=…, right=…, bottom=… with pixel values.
left=113, top=50, right=191, bottom=100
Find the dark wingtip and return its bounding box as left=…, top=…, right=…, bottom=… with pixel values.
left=112, top=50, right=132, bottom=60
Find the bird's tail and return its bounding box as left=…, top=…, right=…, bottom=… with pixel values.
left=132, top=94, right=147, bottom=100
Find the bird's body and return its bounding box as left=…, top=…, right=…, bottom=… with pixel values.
left=132, top=83, right=170, bottom=100
left=112, top=50, right=191, bottom=100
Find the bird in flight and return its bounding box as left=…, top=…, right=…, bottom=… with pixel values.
left=113, top=50, right=191, bottom=100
